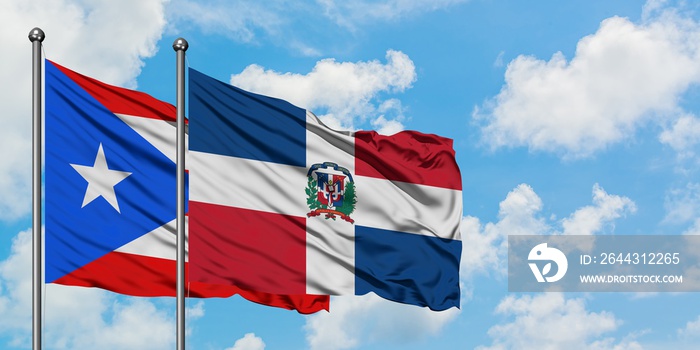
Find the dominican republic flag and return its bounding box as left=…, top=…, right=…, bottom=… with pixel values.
left=44, top=60, right=329, bottom=314
left=188, top=69, right=463, bottom=311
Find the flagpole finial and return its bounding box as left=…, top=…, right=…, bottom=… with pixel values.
left=28, top=27, right=45, bottom=43
left=173, top=38, right=188, bottom=52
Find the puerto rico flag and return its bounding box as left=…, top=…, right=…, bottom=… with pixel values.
left=188, top=69, right=463, bottom=311
left=44, top=60, right=328, bottom=314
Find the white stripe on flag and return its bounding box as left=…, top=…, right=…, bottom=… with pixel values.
left=353, top=176, right=462, bottom=240
left=305, top=112, right=356, bottom=294
left=116, top=114, right=182, bottom=163
left=114, top=218, right=187, bottom=260
left=189, top=151, right=308, bottom=217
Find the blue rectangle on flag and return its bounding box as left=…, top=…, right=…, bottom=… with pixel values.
left=188, top=68, right=307, bottom=167
left=354, top=225, right=462, bottom=310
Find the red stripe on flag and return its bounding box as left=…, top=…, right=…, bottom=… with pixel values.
left=53, top=251, right=328, bottom=314
left=189, top=201, right=308, bottom=295
left=47, top=60, right=176, bottom=122
left=355, top=131, right=462, bottom=190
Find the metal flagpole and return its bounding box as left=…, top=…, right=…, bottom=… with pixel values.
left=29, top=27, right=45, bottom=350
left=173, top=37, right=189, bottom=350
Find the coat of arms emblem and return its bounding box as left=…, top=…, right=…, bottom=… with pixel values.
left=305, top=162, right=356, bottom=223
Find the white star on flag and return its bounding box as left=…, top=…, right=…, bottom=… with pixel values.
left=71, top=143, right=132, bottom=213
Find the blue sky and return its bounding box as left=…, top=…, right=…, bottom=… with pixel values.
left=2, top=0, right=700, bottom=349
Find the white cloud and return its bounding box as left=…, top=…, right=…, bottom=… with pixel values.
left=165, top=1, right=318, bottom=56
left=57, top=297, right=173, bottom=350
left=460, top=184, right=547, bottom=278
left=474, top=6, right=700, bottom=158
left=0, top=0, right=167, bottom=220
left=462, top=183, right=635, bottom=279
left=168, top=0, right=468, bottom=54
left=370, top=98, right=408, bottom=134
left=317, top=0, right=469, bottom=30
left=230, top=50, right=416, bottom=131
left=660, top=114, right=700, bottom=151
left=463, top=186, right=639, bottom=350
left=677, top=315, right=700, bottom=339
left=186, top=300, right=205, bottom=319
left=12, top=0, right=167, bottom=87
left=663, top=182, right=700, bottom=224
left=683, top=218, right=700, bottom=235
left=304, top=294, right=459, bottom=350
left=370, top=115, right=405, bottom=135
left=0, top=230, right=175, bottom=349
left=0, top=230, right=33, bottom=346
left=226, top=333, right=266, bottom=350
left=492, top=184, right=547, bottom=235
left=493, top=51, right=506, bottom=68
left=561, top=184, right=637, bottom=235
left=477, top=294, right=641, bottom=350
left=660, top=113, right=700, bottom=159
left=167, top=0, right=286, bottom=43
